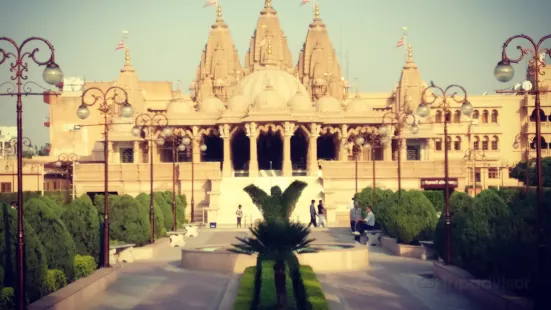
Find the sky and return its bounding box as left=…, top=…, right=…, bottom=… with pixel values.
left=1, top=0, right=550, bottom=146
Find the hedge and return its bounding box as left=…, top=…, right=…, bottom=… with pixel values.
left=44, top=269, right=67, bottom=294
left=61, top=195, right=100, bottom=262
left=232, top=266, right=257, bottom=310
left=422, top=190, right=444, bottom=214
left=154, top=192, right=173, bottom=231
left=0, top=287, right=14, bottom=309
left=296, top=266, right=329, bottom=310
left=74, top=255, right=97, bottom=280
left=135, top=193, right=164, bottom=239
left=0, top=205, right=48, bottom=302
left=257, top=260, right=296, bottom=310
left=24, top=198, right=77, bottom=281
left=109, top=195, right=149, bottom=246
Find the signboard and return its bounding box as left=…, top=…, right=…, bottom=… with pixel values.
left=420, top=178, right=458, bottom=189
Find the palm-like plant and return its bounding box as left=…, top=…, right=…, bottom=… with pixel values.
left=234, top=220, right=314, bottom=309
left=234, top=180, right=313, bottom=309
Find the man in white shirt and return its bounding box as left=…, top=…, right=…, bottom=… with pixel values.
left=349, top=200, right=362, bottom=232
left=352, top=206, right=376, bottom=243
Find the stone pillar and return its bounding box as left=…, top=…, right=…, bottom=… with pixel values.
left=153, top=142, right=161, bottom=163
left=219, top=124, right=232, bottom=177
left=308, top=123, right=320, bottom=176
left=282, top=122, right=295, bottom=176
left=383, top=142, right=392, bottom=161
left=107, top=142, right=114, bottom=163
left=133, top=141, right=141, bottom=163
left=400, top=139, right=407, bottom=161
left=338, top=124, right=349, bottom=161
left=246, top=122, right=259, bottom=177
left=192, top=136, right=200, bottom=163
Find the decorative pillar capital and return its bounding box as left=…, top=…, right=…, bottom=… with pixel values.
left=218, top=124, right=231, bottom=138
left=245, top=122, right=258, bottom=138
left=284, top=122, right=295, bottom=137
left=310, top=123, right=320, bottom=138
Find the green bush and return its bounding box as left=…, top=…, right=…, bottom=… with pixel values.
left=0, top=287, right=15, bottom=310
left=44, top=269, right=67, bottom=294
left=74, top=255, right=97, bottom=280
left=0, top=191, right=41, bottom=206
left=61, top=195, right=100, bottom=262
left=154, top=191, right=173, bottom=231
left=0, top=205, right=48, bottom=302
left=356, top=187, right=394, bottom=209
left=384, top=190, right=437, bottom=243
left=257, top=260, right=296, bottom=310
left=422, top=190, right=444, bottom=214
left=110, top=195, right=149, bottom=246
left=43, top=191, right=72, bottom=206
left=24, top=198, right=76, bottom=281
left=232, top=266, right=256, bottom=310
left=37, top=195, right=64, bottom=217
left=93, top=194, right=120, bottom=217
left=298, top=266, right=329, bottom=310
left=135, top=193, right=164, bottom=239
left=176, top=193, right=187, bottom=225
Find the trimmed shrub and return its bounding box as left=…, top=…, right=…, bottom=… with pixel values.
left=422, top=190, right=444, bottom=213
left=0, top=205, right=48, bottom=302
left=61, top=195, right=100, bottom=262
left=298, top=266, right=329, bottom=310
left=93, top=194, right=120, bottom=217
left=0, top=287, right=14, bottom=310
left=110, top=195, right=149, bottom=246
left=0, top=191, right=40, bottom=206
left=44, top=269, right=67, bottom=294
left=176, top=194, right=187, bottom=225
left=24, top=198, right=76, bottom=281
left=232, top=266, right=256, bottom=310
left=384, top=190, right=438, bottom=243
left=356, top=187, right=394, bottom=209
left=154, top=191, right=173, bottom=231
left=43, top=191, right=72, bottom=206
left=257, top=260, right=296, bottom=310
left=37, top=195, right=63, bottom=217
left=74, top=255, right=97, bottom=280
left=135, top=193, right=164, bottom=239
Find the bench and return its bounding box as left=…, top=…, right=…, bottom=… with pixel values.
left=109, top=243, right=136, bottom=264
left=166, top=231, right=186, bottom=247
left=419, top=241, right=436, bottom=260
left=182, top=222, right=203, bottom=238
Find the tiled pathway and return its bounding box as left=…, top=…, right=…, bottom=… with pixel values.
left=81, top=228, right=485, bottom=310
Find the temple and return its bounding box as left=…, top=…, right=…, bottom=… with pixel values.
left=33, top=1, right=551, bottom=225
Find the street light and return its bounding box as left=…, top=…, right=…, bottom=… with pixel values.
left=379, top=111, right=419, bottom=196
left=168, top=132, right=187, bottom=231
left=132, top=113, right=171, bottom=242
left=76, top=86, right=133, bottom=268
left=494, top=35, right=551, bottom=309
left=348, top=131, right=385, bottom=206
left=56, top=153, right=78, bottom=202
left=180, top=135, right=207, bottom=222
left=463, top=148, right=486, bottom=196
left=417, top=83, right=472, bottom=266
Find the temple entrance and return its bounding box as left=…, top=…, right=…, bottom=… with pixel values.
left=291, top=127, right=308, bottom=170
left=231, top=129, right=250, bottom=171
left=202, top=134, right=223, bottom=162
left=317, top=134, right=337, bottom=160
left=257, top=131, right=283, bottom=170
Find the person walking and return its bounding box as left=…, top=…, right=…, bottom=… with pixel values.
left=307, top=200, right=317, bottom=228
left=236, top=205, right=243, bottom=228
left=317, top=200, right=325, bottom=228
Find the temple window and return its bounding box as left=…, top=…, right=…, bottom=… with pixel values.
left=454, top=136, right=461, bottom=151
left=473, top=136, right=480, bottom=150
left=481, top=110, right=489, bottom=123
left=491, top=110, right=498, bottom=123
left=1, top=182, right=12, bottom=193
left=482, top=136, right=489, bottom=150
left=120, top=148, right=134, bottom=163
left=530, top=136, right=549, bottom=149
left=472, top=110, right=479, bottom=120
left=453, top=110, right=461, bottom=123
left=446, top=136, right=452, bottom=150
left=444, top=110, right=451, bottom=123
left=491, top=136, right=499, bottom=151
left=529, top=108, right=546, bottom=122
left=488, top=168, right=499, bottom=179
left=435, top=139, right=442, bottom=151
left=435, top=110, right=442, bottom=123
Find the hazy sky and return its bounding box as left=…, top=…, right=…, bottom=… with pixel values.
left=1, top=0, right=550, bottom=146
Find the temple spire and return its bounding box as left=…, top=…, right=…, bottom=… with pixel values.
left=265, top=0, right=271, bottom=8
left=407, top=44, right=413, bottom=63
left=314, top=3, right=320, bottom=19
left=121, top=47, right=135, bottom=72
left=216, top=4, right=223, bottom=22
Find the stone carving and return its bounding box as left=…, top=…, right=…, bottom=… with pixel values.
left=245, top=122, right=258, bottom=138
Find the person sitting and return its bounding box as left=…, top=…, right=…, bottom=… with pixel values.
left=349, top=200, right=362, bottom=232
left=352, top=206, right=376, bottom=244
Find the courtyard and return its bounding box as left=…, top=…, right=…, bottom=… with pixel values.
left=81, top=228, right=485, bottom=310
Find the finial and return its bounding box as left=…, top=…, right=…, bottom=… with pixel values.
left=407, top=44, right=413, bottom=62
left=124, top=47, right=131, bottom=64
left=314, top=3, right=320, bottom=19
left=216, top=4, right=223, bottom=21
left=265, top=0, right=271, bottom=8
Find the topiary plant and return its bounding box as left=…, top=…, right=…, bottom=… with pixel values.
left=154, top=191, right=173, bottom=231
left=110, top=195, right=149, bottom=246
left=37, top=195, right=63, bottom=218
left=43, top=269, right=67, bottom=294
left=61, top=195, right=101, bottom=263
left=176, top=194, right=187, bottom=225
left=135, top=193, right=163, bottom=238
left=24, top=198, right=76, bottom=281
left=0, top=205, right=48, bottom=302
left=74, top=255, right=97, bottom=280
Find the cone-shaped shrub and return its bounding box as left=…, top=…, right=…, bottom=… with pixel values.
left=61, top=194, right=100, bottom=262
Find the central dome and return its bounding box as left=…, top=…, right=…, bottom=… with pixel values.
left=240, top=69, right=308, bottom=106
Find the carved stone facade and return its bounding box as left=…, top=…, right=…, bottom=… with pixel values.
left=40, top=1, right=551, bottom=225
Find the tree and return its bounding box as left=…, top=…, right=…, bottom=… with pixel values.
left=234, top=180, right=312, bottom=309
left=509, top=157, right=551, bottom=187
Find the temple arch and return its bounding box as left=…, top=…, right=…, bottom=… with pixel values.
left=257, top=129, right=283, bottom=170
left=317, top=132, right=337, bottom=160
left=291, top=126, right=308, bottom=170
left=231, top=128, right=250, bottom=171
left=202, top=132, right=223, bottom=162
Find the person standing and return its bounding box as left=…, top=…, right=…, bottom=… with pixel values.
left=317, top=200, right=325, bottom=228
left=349, top=200, right=361, bottom=232
left=236, top=205, right=243, bottom=228
left=307, top=200, right=317, bottom=228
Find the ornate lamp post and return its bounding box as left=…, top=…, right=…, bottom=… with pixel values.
left=131, top=114, right=172, bottom=242
left=463, top=148, right=486, bottom=195
left=76, top=87, right=134, bottom=267
left=180, top=135, right=207, bottom=222
left=169, top=132, right=187, bottom=231
left=55, top=153, right=78, bottom=202
left=348, top=132, right=385, bottom=203
left=0, top=37, right=63, bottom=309
left=494, top=35, right=550, bottom=308
left=378, top=111, right=419, bottom=196
left=416, top=83, right=473, bottom=265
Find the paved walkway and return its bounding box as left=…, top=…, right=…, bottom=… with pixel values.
left=80, top=227, right=485, bottom=310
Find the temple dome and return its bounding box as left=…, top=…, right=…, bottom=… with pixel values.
left=199, top=95, right=225, bottom=115
left=240, top=69, right=308, bottom=106
left=289, top=90, right=313, bottom=112
left=346, top=96, right=369, bottom=113
left=317, top=94, right=341, bottom=112
left=252, top=82, right=286, bottom=112
left=167, top=96, right=195, bottom=115
left=227, top=89, right=248, bottom=113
